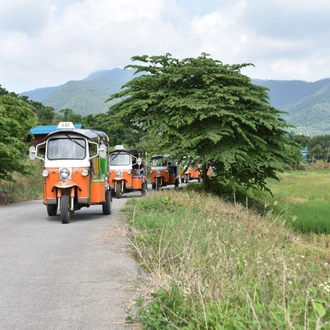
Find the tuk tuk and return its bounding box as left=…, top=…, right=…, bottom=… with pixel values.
left=179, top=156, right=201, bottom=183
left=180, top=165, right=201, bottom=183
left=109, top=145, right=147, bottom=198
left=29, top=122, right=111, bottom=224
left=150, top=154, right=180, bottom=190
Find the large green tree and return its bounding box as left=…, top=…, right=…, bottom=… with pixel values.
left=0, top=86, right=36, bottom=181
left=106, top=53, right=297, bottom=192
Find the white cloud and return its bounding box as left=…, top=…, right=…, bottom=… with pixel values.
left=1, top=0, right=330, bottom=93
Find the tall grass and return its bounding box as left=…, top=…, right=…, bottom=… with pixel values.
left=124, top=190, right=330, bottom=329
left=0, top=158, right=44, bottom=205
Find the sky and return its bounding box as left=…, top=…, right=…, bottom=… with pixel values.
left=1, top=0, right=330, bottom=93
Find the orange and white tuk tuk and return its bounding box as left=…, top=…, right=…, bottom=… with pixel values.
left=150, top=154, right=180, bottom=190
left=179, top=156, right=201, bottom=183
left=109, top=145, right=148, bottom=198
left=29, top=122, right=111, bottom=224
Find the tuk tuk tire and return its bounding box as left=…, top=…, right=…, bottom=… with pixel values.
left=185, top=175, right=189, bottom=184
left=47, top=204, right=57, bottom=216
left=111, top=189, right=115, bottom=197
left=141, top=182, right=147, bottom=196
left=181, top=178, right=184, bottom=184
left=175, top=178, right=179, bottom=188
left=198, top=174, right=201, bottom=182
left=102, top=190, right=111, bottom=215
left=60, top=195, right=71, bottom=224
left=116, top=183, right=121, bottom=199
left=152, top=182, right=156, bottom=190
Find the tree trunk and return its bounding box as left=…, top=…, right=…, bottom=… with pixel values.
left=202, top=164, right=210, bottom=191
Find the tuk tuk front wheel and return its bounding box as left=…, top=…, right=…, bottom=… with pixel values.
left=116, top=183, right=122, bottom=199
left=102, top=190, right=111, bottom=215
left=152, top=182, right=156, bottom=190
left=60, top=195, right=71, bottom=224
left=47, top=204, right=57, bottom=216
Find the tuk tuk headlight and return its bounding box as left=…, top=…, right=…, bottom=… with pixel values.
left=116, top=169, right=122, bottom=177
left=81, top=169, right=89, bottom=177
left=60, top=168, right=70, bottom=179
left=42, top=169, right=49, bottom=177
left=157, top=169, right=161, bottom=175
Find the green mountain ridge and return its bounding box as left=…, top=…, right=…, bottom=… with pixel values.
left=20, top=69, right=330, bottom=136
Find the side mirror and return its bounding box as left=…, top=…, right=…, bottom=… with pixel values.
left=29, top=146, right=36, bottom=160
left=137, top=157, right=142, bottom=166
left=98, top=144, right=106, bottom=158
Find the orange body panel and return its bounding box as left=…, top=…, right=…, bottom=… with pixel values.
left=109, top=170, right=136, bottom=189
left=89, top=180, right=105, bottom=203
left=132, top=176, right=142, bottom=189
left=43, top=167, right=101, bottom=204
left=151, top=169, right=169, bottom=183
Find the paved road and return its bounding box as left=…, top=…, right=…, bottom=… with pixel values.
left=0, top=195, right=143, bottom=330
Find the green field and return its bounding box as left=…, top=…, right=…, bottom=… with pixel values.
left=258, top=170, right=330, bottom=234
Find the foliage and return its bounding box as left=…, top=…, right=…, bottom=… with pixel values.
left=0, top=158, right=43, bottom=204
left=0, top=86, right=37, bottom=181
left=307, top=134, right=330, bottom=161
left=107, top=53, right=298, bottom=192
left=124, top=190, right=330, bottom=329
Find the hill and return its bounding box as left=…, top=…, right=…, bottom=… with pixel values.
left=20, top=69, right=330, bottom=136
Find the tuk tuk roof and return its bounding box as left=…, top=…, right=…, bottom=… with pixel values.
left=109, top=147, right=146, bottom=157
left=45, top=128, right=109, bottom=143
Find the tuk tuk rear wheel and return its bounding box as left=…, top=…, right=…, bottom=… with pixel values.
left=152, top=182, right=156, bottom=190
left=102, top=190, right=111, bottom=215
left=60, top=195, right=71, bottom=224
left=156, top=179, right=161, bottom=191
left=141, top=182, right=147, bottom=196
left=47, top=204, right=57, bottom=216
left=116, top=183, right=121, bottom=199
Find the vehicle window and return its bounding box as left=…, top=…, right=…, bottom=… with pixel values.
left=110, top=153, right=130, bottom=165
left=152, top=158, right=167, bottom=166
left=47, top=138, right=86, bottom=160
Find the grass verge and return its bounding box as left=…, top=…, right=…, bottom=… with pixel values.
left=0, top=158, right=44, bottom=205
left=124, top=189, right=330, bottom=329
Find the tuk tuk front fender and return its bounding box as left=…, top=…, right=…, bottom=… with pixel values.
left=52, top=181, right=82, bottom=191
left=112, top=177, right=127, bottom=184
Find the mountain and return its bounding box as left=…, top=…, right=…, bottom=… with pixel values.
left=20, top=69, right=330, bottom=136
left=20, top=86, right=60, bottom=102
left=252, top=78, right=330, bottom=136
left=20, top=68, right=137, bottom=116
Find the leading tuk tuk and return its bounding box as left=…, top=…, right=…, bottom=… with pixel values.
left=150, top=154, right=180, bottom=190
left=109, top=145, right=148, bottom=198
left=29, top=122, right=112, bottom=224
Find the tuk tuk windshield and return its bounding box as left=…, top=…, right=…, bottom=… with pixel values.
left=152, top=158, right=167, bottom=167
left=47, top=138, right=86, bottom=160
left=110, top=153, right=130, bottom=166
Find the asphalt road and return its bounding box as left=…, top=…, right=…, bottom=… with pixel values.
left=0, top=194, right=144, bottom=330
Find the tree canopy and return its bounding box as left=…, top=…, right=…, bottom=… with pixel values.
left=107, top=53, right=298, bottom=192
left=0, top=86, right=36, bottom=181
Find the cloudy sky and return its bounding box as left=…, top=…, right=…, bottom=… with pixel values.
left=1, top=0, right=330, bottom=93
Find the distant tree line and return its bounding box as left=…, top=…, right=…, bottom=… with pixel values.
left=292, top=134, right=330, bottom=162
